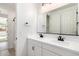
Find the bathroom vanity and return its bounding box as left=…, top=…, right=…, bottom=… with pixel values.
left=27, top=3, right=79, bottom=56
left=27, top=35, right=79, bottom=56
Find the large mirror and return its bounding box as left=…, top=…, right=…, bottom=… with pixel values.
left=37, top=3, right=78, bottom=36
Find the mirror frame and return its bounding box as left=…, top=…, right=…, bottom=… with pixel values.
left=37, top=3, right=79, bottom=36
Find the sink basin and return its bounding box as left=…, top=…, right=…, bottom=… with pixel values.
left=42, top=37, right=79, bottom=51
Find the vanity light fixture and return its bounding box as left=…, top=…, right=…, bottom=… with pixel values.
left=42, top=3, right=52, bottom=6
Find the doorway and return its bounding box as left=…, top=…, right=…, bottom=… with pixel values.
left=0, top=16, right=8, bottom=42
left=0, top=3, right=16, bottom=56
left=0, top=15, right=9, bottom=55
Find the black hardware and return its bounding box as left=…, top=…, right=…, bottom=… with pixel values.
left=39, top=34, right=43, bottom=38
left=16, top=37, right=17, bottom=40
left=76, top=11, right=78, bottom=14
left=58, top=36, right=64, bottom=41
left=32, top=46, right=35, bottom=51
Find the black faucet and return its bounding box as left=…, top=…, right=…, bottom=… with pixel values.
left=58, top=36, right=64, bottom=41
left=39, top=34, right=43, bottom=38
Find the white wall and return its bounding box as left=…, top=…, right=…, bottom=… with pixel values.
left=16, top=3, right=39, bottom=56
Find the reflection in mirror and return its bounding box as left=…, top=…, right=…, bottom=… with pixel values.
left=38, top=3, right=78, bottom=36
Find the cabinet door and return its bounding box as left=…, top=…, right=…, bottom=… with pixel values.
left=42, top=49, right=58, bottom=56
left=34, top=46, right=41, bottom=56
left=28, top=39, right=41, bottom=56
left=28, top=42, right=34, bottom=56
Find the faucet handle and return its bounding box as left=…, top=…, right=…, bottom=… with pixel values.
left=58, top=36, right=64, bottom=41
left=61, top=38, right=64, bottom=41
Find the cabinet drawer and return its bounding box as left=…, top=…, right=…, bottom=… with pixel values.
left=42, top=43, right=79, bottom=56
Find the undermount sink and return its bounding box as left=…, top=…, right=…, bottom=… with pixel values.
left=42, top=37, right=79, bottom=49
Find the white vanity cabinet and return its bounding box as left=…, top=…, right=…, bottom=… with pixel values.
left=42, top=48, right=58, bottom=56
left=28, top=39, right=42, bottom=56
left=28, top=39, right=58, bottom=56
left=42, top=43, right=79, bottom=56
left=28, top=38, right=79, bottom=56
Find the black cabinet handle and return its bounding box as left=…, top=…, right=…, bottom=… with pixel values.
left=32, top=46, right=35, bottom=51
left=16, top=37, right=17, bottom=40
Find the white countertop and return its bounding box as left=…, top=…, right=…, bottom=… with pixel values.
left=27, top=34, right=79, bottom=54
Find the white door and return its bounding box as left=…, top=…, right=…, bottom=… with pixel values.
left=7, top=17, right=16, bottom=49
left=13, top=17, right=16, bottom=49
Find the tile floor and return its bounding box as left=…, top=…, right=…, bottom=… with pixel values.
left=0, top=42, right=15, bottom=56
left=0, top=49, right=10, bottom=56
